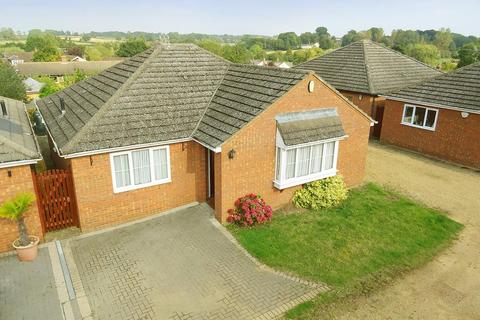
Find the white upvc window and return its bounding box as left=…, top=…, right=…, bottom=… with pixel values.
left=401, top=104, right=438, bottom=131
left=274, top=139, right=340, bottom=190
left=110, top=146, right=171, bottom=193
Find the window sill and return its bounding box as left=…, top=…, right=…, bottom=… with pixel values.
left=401, top=122, right=436, bottom=131
left=273, top=170, right=337, bottom=190
left=113, top=178, right=172, bottom=193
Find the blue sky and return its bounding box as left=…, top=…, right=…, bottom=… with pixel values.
left=2, top=0, right=479, bottom=36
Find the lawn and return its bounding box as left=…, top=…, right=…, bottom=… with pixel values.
left=228, top=183, right=462, bottom=319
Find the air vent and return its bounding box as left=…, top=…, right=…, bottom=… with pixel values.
left=59, top=97, right=66, bottom=115
left=0, top=100, right=7, bottom=117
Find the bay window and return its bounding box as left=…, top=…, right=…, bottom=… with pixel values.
left=402, top=104, right=438, bottom=130
left=274, top=140, right=339, bottom=189
left=110, top=146, right=171, bottom=193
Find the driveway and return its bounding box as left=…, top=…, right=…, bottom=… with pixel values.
left=335, top=143, right=480, bottom=319
left=65, top=204, right=323, bottom=320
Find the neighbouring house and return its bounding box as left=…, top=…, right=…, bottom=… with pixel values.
left=23, top=77, right=46, bottom=100
left=36, top=43, right=373, bottom=233
left=2, top=52, right=34, bottom=65
left=252, top=60, right=293, bottom=69
left=295, top=40, right=442, bottom=137
left=16, top=60, right=122, bottom=82
left=0, top=96, right=43, bottom=252
left=381, top=62, right=480, bottom=169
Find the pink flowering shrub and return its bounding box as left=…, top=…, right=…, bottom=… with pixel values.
left=227, top=193, right=273, bottom=226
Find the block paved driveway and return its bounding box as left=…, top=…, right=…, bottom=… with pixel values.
left=334, top=143, right=480, bottom=320
left=66, top=204, right=322, bottom=320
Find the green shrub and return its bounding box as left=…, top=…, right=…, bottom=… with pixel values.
left=292, top=176, right=348, bottom=210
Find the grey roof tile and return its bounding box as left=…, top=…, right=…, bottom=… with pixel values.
left=295, top=40, right=442, bottom=95
left=388, top=62, right=480, bottom=112
left=37, top=44, right=310, bottom=154
left=0, top=96, right=40, bottom=164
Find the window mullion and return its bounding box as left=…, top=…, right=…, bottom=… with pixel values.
left=128, top=152, right=134, bottom=186
left=294, top=147, right=299, bottom=178
left=321, top=143, right=327, bottom=172
left=281, top=148, right=287, bottom=183
left=149, top=148, right=155, bottom=182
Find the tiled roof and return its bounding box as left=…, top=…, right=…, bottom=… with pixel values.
left=0, top=96, right=40, bottom=164
left=37, top=44, right=310, bottom=155
left=388, top=62, right=480, bottom=113
left=276, top=109, right=345, bottom=146
left=295, top=40, right=442, bottom=95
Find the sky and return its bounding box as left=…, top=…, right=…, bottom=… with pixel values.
left=1, top=0, right=479, bottom=37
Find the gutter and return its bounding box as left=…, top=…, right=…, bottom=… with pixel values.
left=382, top=95, right=480, bottom=115
left=0, top=159, right=40, bottom=169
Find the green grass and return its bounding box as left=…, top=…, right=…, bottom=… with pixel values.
left=228, top=183, right=462, bottom=319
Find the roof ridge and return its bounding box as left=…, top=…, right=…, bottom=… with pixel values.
left=61, top=47, right=159, bottom=154
left=361, top=40, right=375, bottom=94
left=190, top=63, right=231, bottom=140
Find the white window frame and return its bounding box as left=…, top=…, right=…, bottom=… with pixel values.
left=401, top=104, right=438, bottom=131
left=110, top=145, right=171, bottom=193
left=273, top=135, right=340, bottom=190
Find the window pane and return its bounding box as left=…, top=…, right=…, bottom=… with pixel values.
left=113, top=154, right=130, bottom=188
left=324, top=142, right=335, bottom=170
left=297, top=146, right=311, bottom=177
left=285, top=149, right=296, bottom=179
left=425, top=109, right=437, bottom=128
left=153, top=149, right=168, bottom=180
left=413, top=107, right=426, bottom=126
left=275, top=147, right=281, bottom=180
left=132, top=150, right=151, bottom=185
left=403, top=106, right=414, bottom=123
left=310, top=144, right=323, bottom=174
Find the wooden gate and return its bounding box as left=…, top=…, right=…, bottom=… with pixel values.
left=33, top=169, right=79, bottom=233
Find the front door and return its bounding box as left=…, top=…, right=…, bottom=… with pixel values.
left=207, top=150, right=215, bottom=208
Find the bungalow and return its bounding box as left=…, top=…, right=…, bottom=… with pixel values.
left=23, top=77, right=46, bottom=100
left=381, top=62, right=480, bottom=169
left=2, top=52, right=34, bottom=66
left=295, top=40, right=442, bottom=137
left=36, top=43, right=373, bottom=232
left=0, top=96, right=43, bottom=252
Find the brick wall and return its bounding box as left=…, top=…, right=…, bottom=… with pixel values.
left=339, top=90, right=376, bottom=116
left=0, top=165, right=43, bottom=253
left=213, top=74, right=371, bottom=222
left=70, top=141, right=207, bottom=231
left=380, top=99, right=480, bottom=168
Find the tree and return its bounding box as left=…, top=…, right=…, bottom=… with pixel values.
left=25, top=30, right=58, bottom=52
left=67, top=45, right=85, bottom=57
left=457, top=43, right=480, bottom=67
left=391, top=30, right=422, bottom=52
left=33, top=45, right=61, bottom=62
left=341, top=30, right=365, bottom=46
left=276, top=32, right=300, bottom=50
left=0, top=193, right=36, bottom=247
left=249, top=44, right=266, bottom=59
left=404, top=44, right=440, bottom=67
left=197, top=39, right=223, bottom=56
left=300, top=32, right=317, bottom=45
left=0, top=27, right=16, bottom=40
left=80, top=34, right=91, bottom=42
left=434, top=28, right=454, bottom=57
left=0, top=62, right=26, bottom=100
left=367, top=27, right=384, bottom=42
left=315, top=27, right=336, bottom=49
left=116, top=38, right=149, bottom=57
left=222, top=44, right=251, bottom=63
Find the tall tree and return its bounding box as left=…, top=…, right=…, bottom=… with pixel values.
left=434, top=28, right=454, bottom=57
left=0, top=62, right=26, bottom=100
left=367, top=27, right=384, bottom=42
left=457, top=43, right=480, bottom=67
left=277, top=32, right=300, bottom=50
left=391, top=30, right=422, bottom=52
left=116, top=38, right=149, bottom=57
left=315, top=27, right=336, bottom=49
left=300, top=32, right=317, bottom=45
left=341, top=30, right=365, bottom=46
left=404, top=44, right=441, bottom=67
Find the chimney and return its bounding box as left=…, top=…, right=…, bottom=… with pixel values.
left=59, top=97, right=66, bottom=115
left=0, top=100, right=7, bottom=117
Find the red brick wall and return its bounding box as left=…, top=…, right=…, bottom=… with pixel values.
left=380, top=99, right=480, bottom=168
left=70, top=141, right=207, bottom=231
left=339, top=90, right=376, bottom=116
left=213, top=75, right=371, bottom=221
left=0, top=165, right=43, bottom=253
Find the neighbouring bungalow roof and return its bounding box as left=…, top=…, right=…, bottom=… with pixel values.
left=0, top=96, right=41, bottom=165
left=37, top=44, right=313, bottom=156
left=276, top=109, right=346, bottom=146
left=295, top=40, right=443, bottom=95
left=16, top=60, right=122, bottom=77
left=23, top=77, right=45, bottom=93
left=387, top=62, right=480, bottom=113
